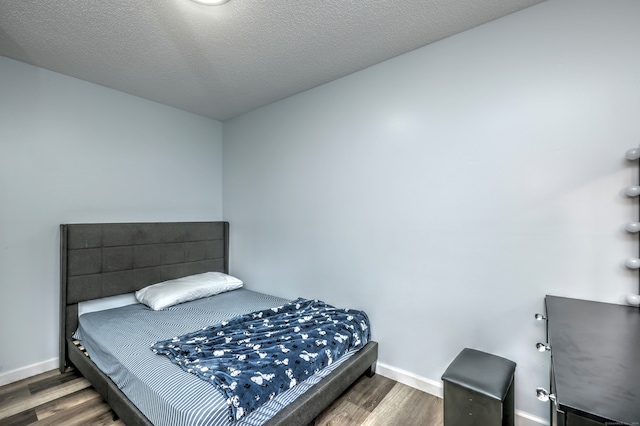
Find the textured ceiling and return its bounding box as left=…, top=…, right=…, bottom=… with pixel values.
left=0, top=0, right=544, bottom=121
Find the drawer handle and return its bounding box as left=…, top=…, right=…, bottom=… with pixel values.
left=536, top=342, right=551, bottom=352
left=536, top=387, right=556, bottom=402
left=534, top=313, right=547, bottom=321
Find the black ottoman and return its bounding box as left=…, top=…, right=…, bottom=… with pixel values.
left=441, top=348, right=516, bottom=426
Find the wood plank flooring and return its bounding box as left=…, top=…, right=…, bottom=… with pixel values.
left=0, top=369, right=123, bottom=426
left=315, top=374, right=443, bottom=426
left=0, top=369, right=443, bottom=425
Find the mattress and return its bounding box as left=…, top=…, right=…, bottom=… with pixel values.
left=74, top=288, right=356, bottom=426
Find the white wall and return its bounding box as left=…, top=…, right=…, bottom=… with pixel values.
left=0, top=56, right=223, bottom=376
left=223, top=0, right=640, bottom=420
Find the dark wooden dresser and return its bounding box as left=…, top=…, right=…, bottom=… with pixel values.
left=544, top=296, right=640, bottom=425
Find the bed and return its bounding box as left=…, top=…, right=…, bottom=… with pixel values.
left=59, top=221, right=378, bottom=426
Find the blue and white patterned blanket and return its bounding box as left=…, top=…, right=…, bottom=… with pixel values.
left=151, top=298, right=370, bottom=421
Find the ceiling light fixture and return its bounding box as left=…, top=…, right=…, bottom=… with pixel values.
left=190, top=0, right=230, bottom=5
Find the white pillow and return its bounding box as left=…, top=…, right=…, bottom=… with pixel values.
left=78, top=293, right=139, bottom=317
left=135, top=272, right=243, bottom=310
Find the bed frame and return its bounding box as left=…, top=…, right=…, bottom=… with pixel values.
left=60, top=221, right=378, bottom=426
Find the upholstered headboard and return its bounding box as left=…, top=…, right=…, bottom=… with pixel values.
left=59, top=221, right=229, bottom=371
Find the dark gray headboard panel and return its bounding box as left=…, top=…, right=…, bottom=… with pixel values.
left=60, top=221, right=229, bottom=370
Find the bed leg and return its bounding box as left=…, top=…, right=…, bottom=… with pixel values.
left=365, top=362, right=376, bottom=378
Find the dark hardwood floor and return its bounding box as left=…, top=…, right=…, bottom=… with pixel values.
left=0, top=369, right=443, bottom=425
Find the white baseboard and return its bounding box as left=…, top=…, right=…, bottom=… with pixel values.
left=0, top=358, right=59, bottom=387
left=375, top=362, right=549, bottom=426
left=376, top=361, right=444, bottom=398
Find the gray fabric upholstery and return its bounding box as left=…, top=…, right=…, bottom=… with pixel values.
left=64, top=222, right=228, bottom=304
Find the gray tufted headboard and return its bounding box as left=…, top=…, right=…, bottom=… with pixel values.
left=59, top=221, right=229, bottom=371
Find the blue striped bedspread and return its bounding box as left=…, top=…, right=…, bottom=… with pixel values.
left=75, top=289, right=363, bottom=426
left=151, top=298, right=370, bottom=421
